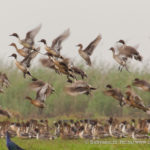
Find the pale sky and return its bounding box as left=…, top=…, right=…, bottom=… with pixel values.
left=1, top=0, right=150, bottom=68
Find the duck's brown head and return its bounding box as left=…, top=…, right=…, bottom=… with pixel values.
left=134, top=78, right=140, bottom=82
left=9, top=33, right=19, bottom=38
left=109, top=47, right=115, bottom=51
left=118, top=39, right=125, bottom=45
left=9, top=53, right=17, bottom=59
left=106, top=84, right=112, bottom=89
left=32, top=78, right=38, bottom=81
left=39, top=39, right=47, bottom=45
left=126, top=85, right=131, bottom=89
left=122, top=121, right=127, bottom=125
left=9, top=43, right=16, bottom=47
left=108, top=117, right=113, bottom=124
left=131, top=119, right=135, bottom=123
left=76, top=44, right=83, bottom=49
left=25, top=96, right=32, bottom=101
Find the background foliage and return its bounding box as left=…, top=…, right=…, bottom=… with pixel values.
left=0, top=61, right=150, bottom=119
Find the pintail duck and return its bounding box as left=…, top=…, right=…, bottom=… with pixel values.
left=117, top=40, right=143, bottom=61
left=9, top=53, right=33, bottom=78
left=39, top=28, right=70, bottom=58
left=0, top=72, right=10, bottom=88
left=132, top=78, right=150, bottom=92
left=51, top=57, right=76, bottom=82
left=103, top=84, right=126, bottom=106
left=40, top=58, right=58, bottom=73
left=131, top=126, right=150, bottom=139
left=125, top=85, right=149, bottom=113
left=29, top=78, right=55, bottom=102
left=25, top=96, right=45, bottom=109
left=10, top=24, right=41, bottom=50
left=71, top=66, right=87, bottom=79
left=109, top=47, right=129, bottom=72
left=21, top=46, right=40, bottom=68
left=0, top=106, right=11, bottom=118
left=65, top=80, right=96, bottom=96
left=76, top=35, right=101, bottom=66
left=9, top=43, right=29, bottom=57
left=27, top=78, right=54, bottom=108
left=108, top=117, right=126, bottom=138
left=78, top=126, right=92, bottom=139
left=41, top=57, right=77, bottom=82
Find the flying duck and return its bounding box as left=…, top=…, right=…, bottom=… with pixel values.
left=109, top=47, right=129, bottom=72
left=25, top=96, right=45, bottom=108
left=125, top=85, right=148, bottom=112
left=39, top=28, right=70, bottom=58
left=0, top=106, right=11, bottom=118
left=132, top=78, right=150, bottom=92
left=76, top=35, right=101, bottom=66
left=9, top=53, right=33, bottom=78
left=103, top=84, right=126, bottom=106
left=117, top=40, right=142, bottom=61
left=9, top=43, right=29, bottom=57
left=10, top=24, right=41, bottom=50
left=65, top=80, right=96, bottom=96
left=0, top=72, right=10, bottom=88
left=29, top=78, right=54, bottom=103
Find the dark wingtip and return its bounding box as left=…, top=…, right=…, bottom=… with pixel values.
left=134, top=55, right=143, bottom=61
left=32, top=78, right=38, bottom=81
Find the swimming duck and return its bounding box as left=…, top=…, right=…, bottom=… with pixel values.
left=76, top=35, right=101, bottom=66
left=10, top=24, right=41, bottom=50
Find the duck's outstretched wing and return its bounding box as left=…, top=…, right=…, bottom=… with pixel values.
left=83, top=35, right=101, bottom=56
left=51, top=28, right=70, bottom=53
left=25, top=24, right=42, bottom=45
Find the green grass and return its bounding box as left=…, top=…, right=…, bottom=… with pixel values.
left=1, top=138, right=150, bottom=150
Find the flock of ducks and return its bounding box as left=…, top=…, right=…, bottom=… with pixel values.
left=2, top=117, right=150, bottom=142
left=0, top=24, right=149, bottom=146
left=103, top=79, right=150, bottom=114
left=7, top=24, right=102, bottom=110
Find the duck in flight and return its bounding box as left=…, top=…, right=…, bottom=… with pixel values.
left=76, top=35, right=101, bottom=66
left=39, top=28, right=70, bottom=59
left=10, top=24, right=41, bottom=50
left=117, top=40, right=142, bottom=62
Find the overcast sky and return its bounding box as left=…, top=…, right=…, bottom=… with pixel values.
left=1, top=0, right=150, bottom=68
